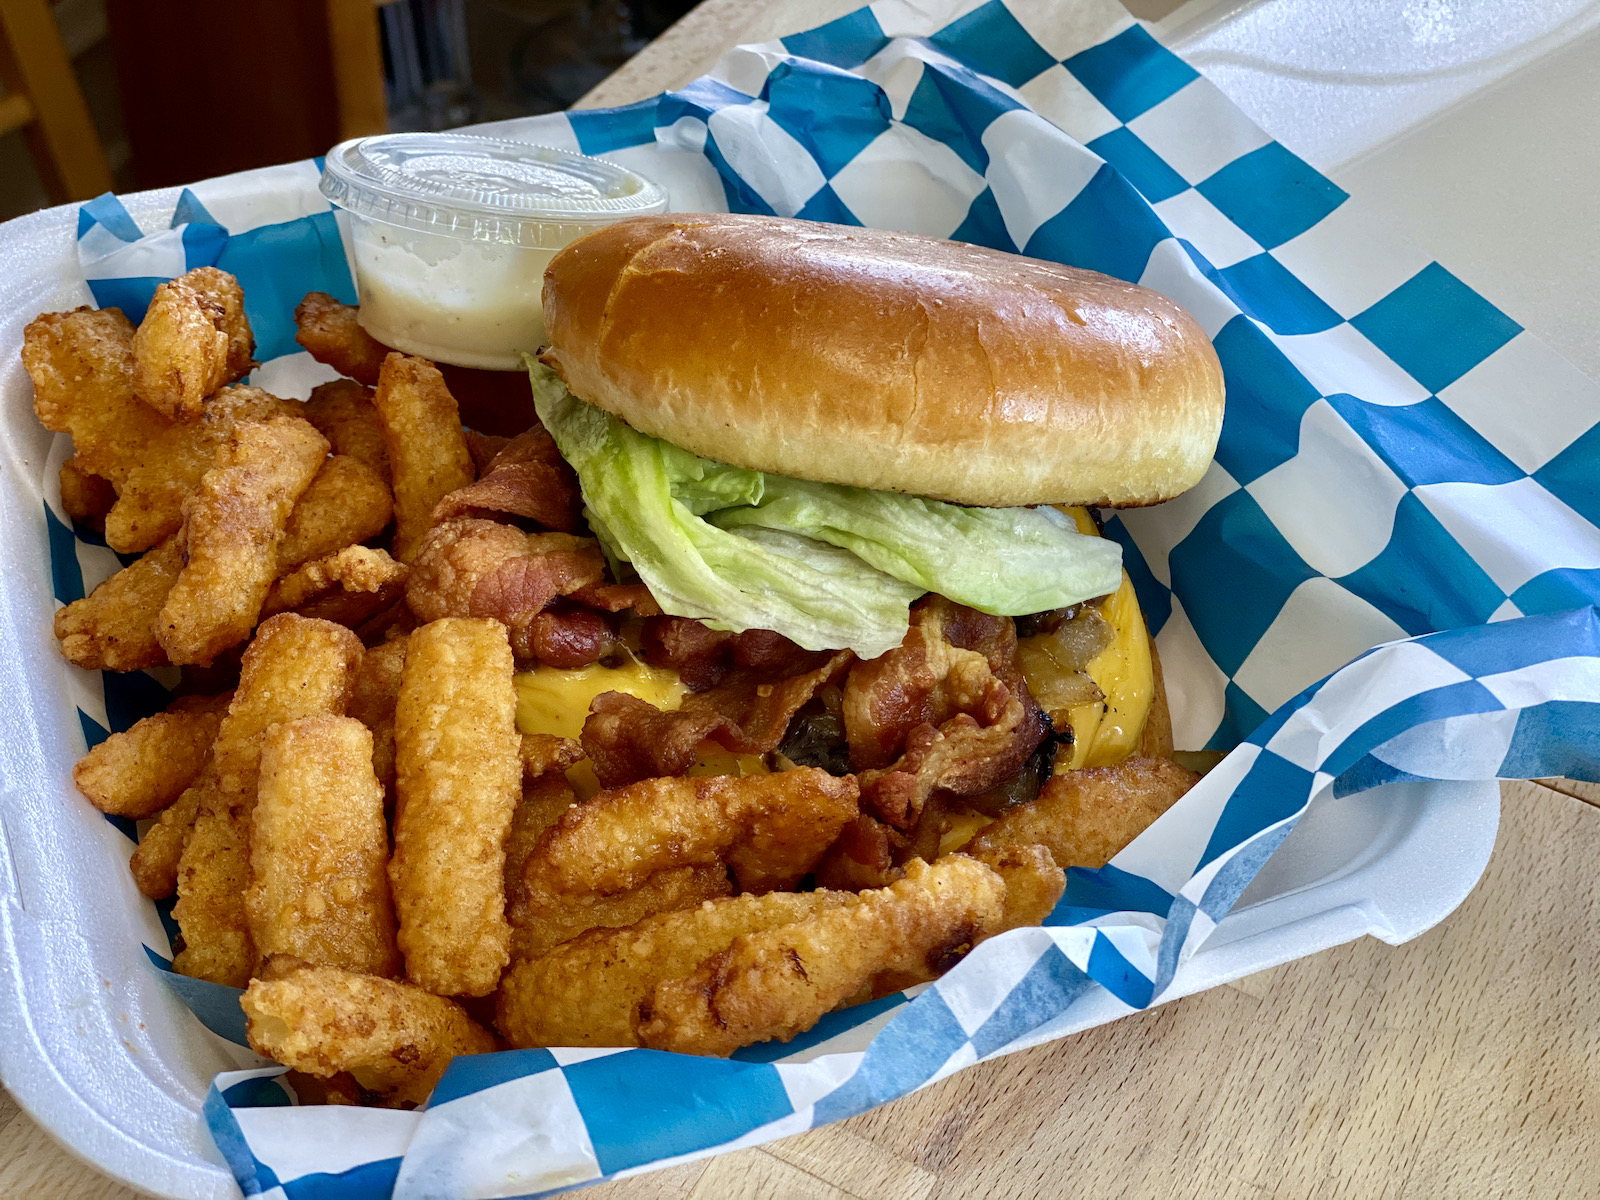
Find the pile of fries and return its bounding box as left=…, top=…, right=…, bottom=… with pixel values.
left=29, top=269, right=1195, bottom=1107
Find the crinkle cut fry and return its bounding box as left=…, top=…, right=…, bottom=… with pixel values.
left=496, top=890, right=855, bottom=1049
left=247, top=717, right=399, bottom=977
left=277, top=453, right=394, bottom=573
left=295, top=292, right=389, bottom=386
left=305, top=378, right=390, bottom=481
left=172, top=615, right=362, bottom=987
left=966, top=756, right=1200, bottom=870
left=157, top=415, right=329, bottom=666
left=23, top=305, right=172, bottom=488
left=132, top=266, right=254, bottom=421
left=389, top=618, right=520, bottom=997
left=523, top=768, right=859, bottom=898
left=53, top=533, right=184, bottom=671
left=371, top=353, right=475, bottom=563
left=243, top=961, right=494, bottom=1108
left=104, top=385, right=299, bottom=554
left=637, top=855, right=1007, bottom=1057
left=73, top=695, right=228, bottom=818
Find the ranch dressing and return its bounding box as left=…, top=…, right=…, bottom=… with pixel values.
left=320, top=135, right=667, bottom=370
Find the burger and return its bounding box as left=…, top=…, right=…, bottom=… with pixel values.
left=518, top=214, right=1222, bottom=812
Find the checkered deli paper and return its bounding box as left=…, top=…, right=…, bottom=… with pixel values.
left=51, top=0, right=1600, bottom=1195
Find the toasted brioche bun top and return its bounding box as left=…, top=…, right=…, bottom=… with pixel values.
left=540, top=214, right=1224, bottom=508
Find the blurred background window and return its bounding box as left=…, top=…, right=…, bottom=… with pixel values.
left=0, top=0, right=700, bottom=221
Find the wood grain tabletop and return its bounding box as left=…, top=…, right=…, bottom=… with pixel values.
left=5, top=3, right=1598, bottom=1197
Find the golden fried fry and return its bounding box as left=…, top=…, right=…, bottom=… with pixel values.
left=637, top=856, right=1006, bottom=1056
left=967, top=843, right=1065, bottom=935
left=23, top=306, right=171, bottom=487
left=505, top=770, right=576, bottom=956
left=104, top=385, right=297, bottom=553
left=130, top=764, right=211, bottom=898
left=173, top=615, right=362, bottom=986
left=277, top=454, right=393, bottom=572
left=72, top=695, right=228, bottom=818
left=348, top=634, right=406, bottom=792
left=390, top=618, right=520, bottom=996
left=514, top=867, right=732, bottom=964
left=502, top=764, right=730, bottom=963
left=132, top=267, right=253, bottom=421
left=58, top=457, right=115, bottom=532
left=371, top=353, right=474, bottom=562
left=966, top=756, right=1200, bottom=869
left=246, top=716, right=399, bottom=976
left=157, top=416, right=329, bottom=665
left=497, top=891, right=854, bottom=1049
left=262, top=545, right=407, bottom=627
left=524, top=769, right=859, bottom=898
left=53, top=533, right=184, bottom=671
left=243, top=960, right=494, bottom=1107
left=305, top=379, right=389, bottom=481
left=294, top=292, right=388, bottom=386
left=518, top=733, right=583, bottom=781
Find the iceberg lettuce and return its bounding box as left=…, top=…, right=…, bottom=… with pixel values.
left=528, top=361, right=1123, bottom=659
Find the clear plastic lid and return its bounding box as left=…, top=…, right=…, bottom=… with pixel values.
left=320, top=133, right=668, bottom=249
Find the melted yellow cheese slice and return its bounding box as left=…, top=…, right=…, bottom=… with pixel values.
left=514, top=660, right=688, bottom=741
left=515, top=661, right=688, bottom=798
left=1042, top=507, right=1155, bottom=772
left=513, top=660, right=768, bottom=795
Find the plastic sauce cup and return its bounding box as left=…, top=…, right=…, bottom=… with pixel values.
left=319, top=133, right=668, bottom=370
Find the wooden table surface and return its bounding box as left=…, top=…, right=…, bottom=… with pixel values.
left=7, top=3, right=1599, bottom=1197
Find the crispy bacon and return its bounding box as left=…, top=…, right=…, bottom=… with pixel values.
left=583, top=692, right=735, bottom=787
left=464, top=430, right=512, bottom=474
left=843, top=597, right=1048, bottom=829
left=580, top=647, right=854, bottom=790
left=406, top=518, right=606, bottom=655
left=640, top=615, right=735, bottom=691
left=519, top=608, right=615, bottom=667
left=432, top=427, right=583, bottom=533
left=692, top=649, right=854, bottom=753
left=843, top=598, right=1017, bottom=770
left=471, top=540, right=605, bottom=626
left=570, top=581, right=662, bottom=617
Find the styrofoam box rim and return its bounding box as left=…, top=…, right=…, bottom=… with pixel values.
left=0, top=184, right=1501, bottom=1198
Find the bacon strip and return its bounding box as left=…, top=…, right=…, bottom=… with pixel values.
left=406, top=517, right=608, bottom=664
left=432, top=427, right=583, bottom=533
left=843, top=597, right=1048, bottom=829
left=580, top=648, right=854, bottom=790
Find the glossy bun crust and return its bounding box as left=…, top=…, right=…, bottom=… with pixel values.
left=540, top=214, right=1224, bottom=507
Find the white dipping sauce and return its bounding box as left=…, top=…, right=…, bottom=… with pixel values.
left=352, top=225, right=556, bottom=371
left=320, top=134, right=667, bottom=371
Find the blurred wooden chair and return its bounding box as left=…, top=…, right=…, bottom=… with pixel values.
left=0, top=0, right=113, bottom=202
left=327, top=0, right=389, bottom=139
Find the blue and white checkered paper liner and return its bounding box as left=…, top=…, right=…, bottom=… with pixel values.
left=50, top=0, right=1600, bottom=1194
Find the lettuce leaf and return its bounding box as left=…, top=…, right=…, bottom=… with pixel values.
left=713, top=477, right=1122, bottom=617
left=528, top=361, right=1123, bottom=658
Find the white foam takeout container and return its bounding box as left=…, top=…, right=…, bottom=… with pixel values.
left=2, top=0, right=1592, bottom=1191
